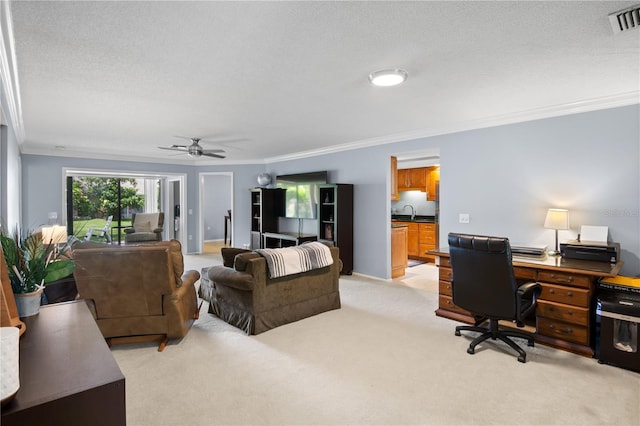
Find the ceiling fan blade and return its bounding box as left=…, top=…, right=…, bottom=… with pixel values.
left=202, top=149, right=225, bottom=154
left=158, top=146, right=188, bottom=152
left=201, top=152, right=226, bottom=159
left=173, top=135, right=198, bottom=142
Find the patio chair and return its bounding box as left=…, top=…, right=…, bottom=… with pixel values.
left=84, top=215, right=113, bottom=243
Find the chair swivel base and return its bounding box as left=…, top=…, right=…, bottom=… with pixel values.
left=455, top=320, right=535, bottom=363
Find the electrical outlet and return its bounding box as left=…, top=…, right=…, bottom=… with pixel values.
left=459, top=213, right=470, bottom=224
left=188, top=235, right=193, bottom=240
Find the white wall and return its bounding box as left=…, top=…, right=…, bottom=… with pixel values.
left=202, top=173, right=232, bottom=241
left=0, top=119, right=21, bottom=232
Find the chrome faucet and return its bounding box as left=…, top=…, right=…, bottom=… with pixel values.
left=403, top=204, right=415, bottom=220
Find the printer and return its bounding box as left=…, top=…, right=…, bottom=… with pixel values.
left=560, top=240, right=620, bottom=263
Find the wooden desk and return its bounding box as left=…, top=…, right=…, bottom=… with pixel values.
left=1, top=301, right=126, bottom=426
left=431, top=249, right=623, bottom=357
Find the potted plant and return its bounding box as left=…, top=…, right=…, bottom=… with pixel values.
left=0, top=227, right=75, bottom=317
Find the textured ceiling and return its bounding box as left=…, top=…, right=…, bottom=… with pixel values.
left=8, top=1, right=640, bottom=164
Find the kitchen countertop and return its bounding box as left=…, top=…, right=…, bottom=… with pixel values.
left=391, top=214, right=437, bottom=223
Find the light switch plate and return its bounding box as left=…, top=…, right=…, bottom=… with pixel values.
left=459, top=213, right=470, bottom=224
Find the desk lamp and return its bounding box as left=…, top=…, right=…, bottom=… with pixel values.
left=41, top=225, right=67, bottom=255
left=544, top=208, right=569, bottom=256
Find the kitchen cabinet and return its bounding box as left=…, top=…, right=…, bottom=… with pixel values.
left=391, top=225, right=408, bottom=278
left=397, top=167, right=427, bottom=192
left=395, top=221, right=419, bottom=257
left=419, top=222, right=438, bottom=261
left=391, top=156, right=399, bottom=201
left=395, top=166, right=439, bottom=199
left=426, top=166, right=440, bottom=201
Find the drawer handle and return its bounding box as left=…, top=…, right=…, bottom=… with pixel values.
left=567, top=291, right=573, bottom=297
left=549, top=324, right=573, bottom=334
left=551, top=274, right=573, bottom=283
left=549, top=289, right=555, bottom=294
left=446, top=285, right=451, bottom=290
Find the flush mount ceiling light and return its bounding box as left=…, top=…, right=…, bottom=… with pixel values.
left=368, top=69, right=408, bottom=87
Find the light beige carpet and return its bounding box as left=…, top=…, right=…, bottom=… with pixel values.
left=111, top=254, right=640, bottom=425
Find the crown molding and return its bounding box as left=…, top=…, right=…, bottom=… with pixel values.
left=264, top=92, right=639, bottom=164
left=0, top=0, right=24, bottom=142
left=20, top=146, right=266, bottom=166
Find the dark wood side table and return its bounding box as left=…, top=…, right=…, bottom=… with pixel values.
left=1, top=301, right=126, bottom=426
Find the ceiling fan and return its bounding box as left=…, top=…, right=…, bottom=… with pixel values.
left=158, top=136, right=226, bottom=158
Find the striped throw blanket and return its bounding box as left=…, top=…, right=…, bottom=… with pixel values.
left=256, top=242, right=334, bottom=278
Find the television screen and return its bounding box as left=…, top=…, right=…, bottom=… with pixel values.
left=276, top=171, right=327, bottom=219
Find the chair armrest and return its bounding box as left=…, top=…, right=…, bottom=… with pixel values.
left=516, top=281, right=542, bottom=324
left=517, top=281, right=541, bottom=299
left=123, top=227, right=135, bottom=234
left=181, top=270, right=200, bottom=288
left=208, top=266, right=254, bottom=291
left=152, top=227, right=163, bottom=233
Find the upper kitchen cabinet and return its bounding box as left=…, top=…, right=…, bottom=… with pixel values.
left=391, top=156, right=399, bottom=201
left=397, top=167, right=427, bottom=192
left=426, top=166, right=440, bottom=201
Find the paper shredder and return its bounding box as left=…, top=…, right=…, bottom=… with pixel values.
left=596, top=276, right=640, bottom=373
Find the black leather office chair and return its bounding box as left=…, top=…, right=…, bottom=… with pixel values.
left=448, top=233, right=541, bottom=363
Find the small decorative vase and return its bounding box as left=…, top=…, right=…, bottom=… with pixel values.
left=14, top=289, right=43, bottom=318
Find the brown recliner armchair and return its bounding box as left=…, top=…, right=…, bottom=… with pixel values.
left=72, top=239, right=199, bottom=351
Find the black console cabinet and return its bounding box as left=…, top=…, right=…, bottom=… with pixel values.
left=318, top=184, right=354, bottom=274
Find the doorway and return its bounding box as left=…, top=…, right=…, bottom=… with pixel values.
left=199, top=172, right=233, bottom=253
left=389, top=150, right=440, bottom=279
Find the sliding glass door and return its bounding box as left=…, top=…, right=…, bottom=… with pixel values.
left=66, top=175, right=161, bottom=244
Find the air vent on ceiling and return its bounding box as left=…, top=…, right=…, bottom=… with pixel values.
left=609, top=5, right=640, bottom=33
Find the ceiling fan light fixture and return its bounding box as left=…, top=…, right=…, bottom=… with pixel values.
left=368, top=68, right=408, bottom=87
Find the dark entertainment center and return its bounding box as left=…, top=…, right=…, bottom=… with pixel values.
left=250, top=172, right=353, bottom=274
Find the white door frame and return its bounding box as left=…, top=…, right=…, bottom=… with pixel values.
left=63, top=168, right=187, bottom=248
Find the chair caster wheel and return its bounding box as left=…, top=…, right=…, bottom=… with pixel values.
left=527, top=340, right=534, bottom=347
left=455, top=330, right=461, bottom=336
left=518, top=355, right=526, bottom=363
left=467, top=347, right=475, bottom=355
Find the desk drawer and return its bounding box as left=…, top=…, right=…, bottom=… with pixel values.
left=540, top=283, right=590, bottom=307
left=439, top=266, right=453, bottom=282
left=536, top=300, right=589, bottom=326
left=537, top=317, right=588, bottom=345
left=438, top=295, right=472, bottom=316
left=514, top=267, right=536, bottom=280
left=538, top=271, right=592, bottom=289
left=439, top=280, right=453, bottom=296
left=439, top=257, right=451, bottom=268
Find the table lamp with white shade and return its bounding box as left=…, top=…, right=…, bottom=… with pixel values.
left=41, top=225, right=67, bottom=254
left=544, top=208, right=569, bottom=256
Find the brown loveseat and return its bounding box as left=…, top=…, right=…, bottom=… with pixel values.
left=72, top=239, right=199, bottom=351
left=206, top=245, right=341, bottom=335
